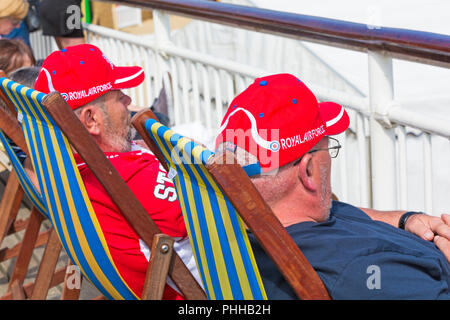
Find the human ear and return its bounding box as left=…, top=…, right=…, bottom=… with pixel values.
left=297, top=154, right=318, bottom=192
left=78, top=106, right=101, bottom=136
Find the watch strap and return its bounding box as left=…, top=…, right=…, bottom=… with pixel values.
left=398, top=211, right=424, bottom=230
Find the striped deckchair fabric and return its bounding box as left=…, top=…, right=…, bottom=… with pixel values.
left=0, top=131, right=47, bottom=217
left=140, top=117, right=267, bottom=300
left=0, top=77, right=138, bottom=300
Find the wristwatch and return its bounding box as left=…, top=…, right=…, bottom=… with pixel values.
left=398, top=211, right=424, bottom=230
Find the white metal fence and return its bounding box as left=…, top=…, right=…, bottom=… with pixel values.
left=29, top=10, right=450, bottom=216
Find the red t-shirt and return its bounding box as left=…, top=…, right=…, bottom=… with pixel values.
left=74, top=149, right=189, bottom=299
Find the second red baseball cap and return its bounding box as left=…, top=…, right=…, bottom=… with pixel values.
left=215, top=73, right=350, bottom=175
left=35, top=44, right=145, bottom=109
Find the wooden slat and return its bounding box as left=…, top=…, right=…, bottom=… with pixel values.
left=30, top=228, right=62, bottom=300
left=131, top=109, right=169, bottom=172
left=61, top=260, right=82, bottom=300
left=142, top=234, right=174, bottom=300
left=10, top=280, right=25, bottom=300
left=7, top=217, right=30, bottom=235
left=7, top=207, right=45, bottom=290
left=0, top=229, right=50, bottom=262
left=0, top=171, right=24, bottom=242
left=1, top=267, right=66, bottom=300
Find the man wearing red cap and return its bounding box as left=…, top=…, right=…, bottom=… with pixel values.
left=216, top=73, right=450, bottom=299
left=34, top=44, right=201, bottom=299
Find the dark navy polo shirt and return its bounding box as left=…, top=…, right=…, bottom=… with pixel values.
left=248, top=201, right=450, bottom=299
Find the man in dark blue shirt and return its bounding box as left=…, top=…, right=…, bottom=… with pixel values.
left=215, top=73, right=450, bottom=299
left=248, top=201, right=449, bottom=299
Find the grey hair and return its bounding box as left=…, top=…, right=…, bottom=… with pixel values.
left=215, top=142, right=291, bottom=179
left=73, top=93, right=107, bottom=118
left=215, top=142, right=296, bottom=204
left=9, top=66, right=40, bottom=88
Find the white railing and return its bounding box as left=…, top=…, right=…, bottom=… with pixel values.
left=29, top=6, right=450, bottom=216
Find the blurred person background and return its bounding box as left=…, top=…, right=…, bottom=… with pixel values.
left=0, top=38, right=35, bottom=75
left=0, top=0, right=29, bottom=40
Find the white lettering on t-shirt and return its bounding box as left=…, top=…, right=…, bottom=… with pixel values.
left=153, top=163, right=177, bottom=202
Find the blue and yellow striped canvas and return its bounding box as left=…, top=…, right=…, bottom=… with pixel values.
left=0, top=130, right=47, bottom=217
left=0, top=77, right=139, bottom=300
left=143, top=118, right=267, bottom=300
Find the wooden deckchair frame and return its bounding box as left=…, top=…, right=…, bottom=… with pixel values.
left=35, top=92, right=206, bottom=300
left=132, top=108, right=331, bottom=300
left=0, top=70, right=92, bottom=299
left=0, top=96, right=72, bottom=299
left=0, top=74, right=205, bottom=299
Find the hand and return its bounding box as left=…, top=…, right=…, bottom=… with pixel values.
left=406, top=213, right=450, bottom=262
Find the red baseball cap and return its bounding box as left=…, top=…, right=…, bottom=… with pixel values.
left=215, top=73, right=350, bottom=175
left=35, top=44, right=145, bottom=109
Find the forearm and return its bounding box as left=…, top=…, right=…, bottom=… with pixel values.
left=359, top=207, right=406, bottom=228
left=360, top=207, right=450, bottom=263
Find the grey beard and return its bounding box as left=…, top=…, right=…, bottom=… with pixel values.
left=105, top=126, right=132, bottom=153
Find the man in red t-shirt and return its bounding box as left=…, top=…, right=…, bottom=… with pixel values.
left=34, top=44, right=202, bottom=299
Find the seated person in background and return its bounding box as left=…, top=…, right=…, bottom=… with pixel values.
left=4, top=20, right=31, bottom=48
left=0, top=38, right=35, bottom=75
left=215, top=73, right=450, bottom=299
left=9, top=65, right=40, bottom=86
left=0, top=40, right=36, bottom=164
left=32, top=44, right=201, bottom=299
left=3, top=0, right=39, bottom=50
left=0, top=0, right=28, bottom=37
left=39, top=0, right=85, bottom=50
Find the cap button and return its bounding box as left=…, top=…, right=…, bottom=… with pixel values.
left=292, top=99, right=297, bottom=104
left=259, top=80, right=268, bottom=86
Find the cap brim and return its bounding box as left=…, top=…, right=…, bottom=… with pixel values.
left=111, top=66, right=145, bottom=89
left=318, top=101, right=350, bottom=136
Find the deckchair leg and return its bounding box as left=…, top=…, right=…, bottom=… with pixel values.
left=0, top=171, right=24, bottom=242
left=10, top=279, right=25, bottom=300
left=141, top=234, right=174, bottom=300
left=61, top=259, right=82, bottom=300
left=30, top=228, right=62, bottom=300
left=7, top=207, right=44, bottom=290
